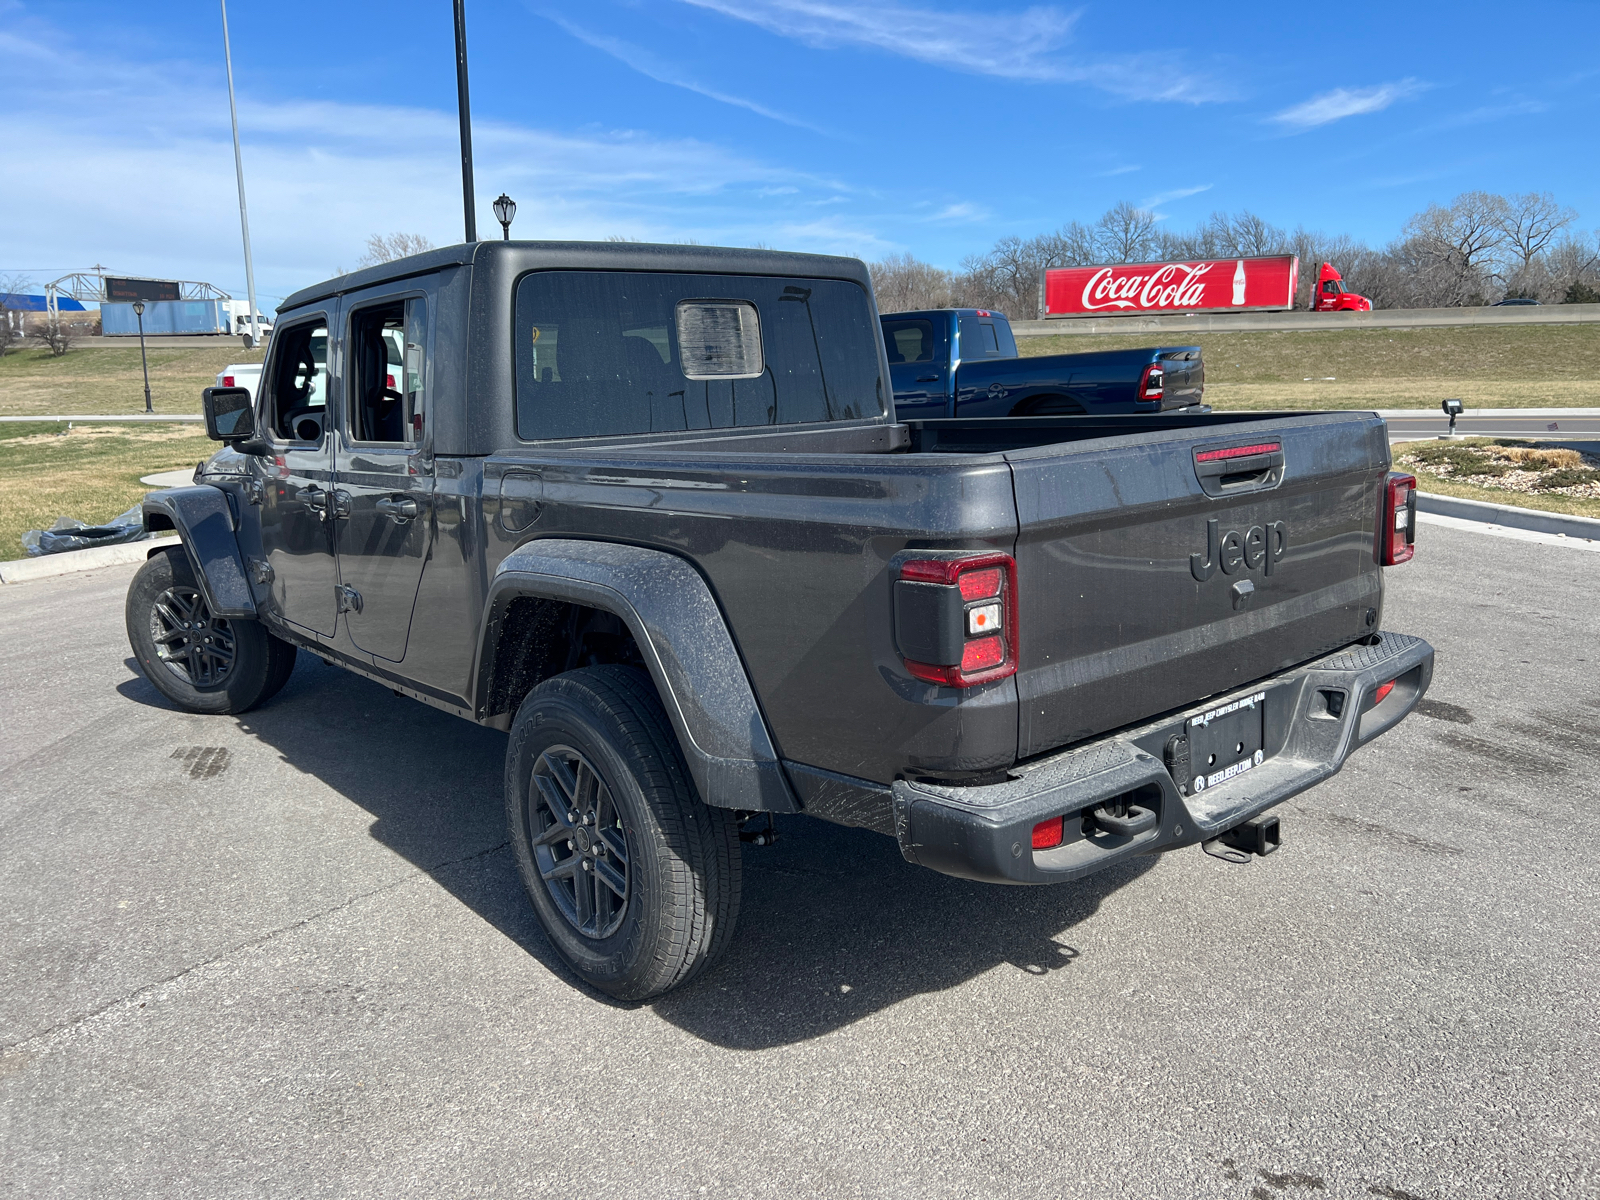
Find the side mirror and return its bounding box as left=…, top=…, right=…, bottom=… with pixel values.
left=203, top=386, right=257, bottom=444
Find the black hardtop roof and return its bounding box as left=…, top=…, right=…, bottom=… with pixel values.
left=278, top=240, right=874, bottom=314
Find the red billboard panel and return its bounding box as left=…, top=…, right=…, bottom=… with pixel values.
left=1043, top=255, right=1299, bottom=317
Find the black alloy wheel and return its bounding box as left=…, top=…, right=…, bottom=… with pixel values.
left=125, top=546, right=297, bottom=716
left=528, top=744, right=631, bottom=939
left=149, top=585, right=235, bottom=687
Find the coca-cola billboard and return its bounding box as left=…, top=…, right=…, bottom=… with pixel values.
left=1042, top=255, right=1299, bottom=318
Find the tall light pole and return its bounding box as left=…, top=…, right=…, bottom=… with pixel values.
left=220, top=0, right=262, bottom=349
left=453, top=0, right=477, bottom=242
left=132, top=299, right=153, bottom=414
left=493, top=193, right=516, bottom=240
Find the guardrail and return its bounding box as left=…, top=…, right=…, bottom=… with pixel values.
left=1012, top=303, right=1600, bottom=337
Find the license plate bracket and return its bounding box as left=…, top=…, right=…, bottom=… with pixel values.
left=1186, top=690, right=1266, bottom=794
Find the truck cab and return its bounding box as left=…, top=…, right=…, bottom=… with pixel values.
left=1314, top=262, right=1372, bottom=312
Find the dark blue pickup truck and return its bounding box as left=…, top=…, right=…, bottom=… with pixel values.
left=882, top=308, right=1204, bottom=419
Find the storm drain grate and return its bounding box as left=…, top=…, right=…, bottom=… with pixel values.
left=172, top=746, right=232, bottom=780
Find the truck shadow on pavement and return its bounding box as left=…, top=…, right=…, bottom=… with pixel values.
left=119, top=655, right=1154, bottom=1050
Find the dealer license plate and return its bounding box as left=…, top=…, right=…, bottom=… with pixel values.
left=1187, top=691, right=1266, bottom=794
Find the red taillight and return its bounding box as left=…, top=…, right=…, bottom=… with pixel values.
left=1032, top=816, right=1065, bottom=850
left=1138, top=363, right=1164, bottom=401
left=1379, top=472, right=1417, bottom=566
left=1374, top=679, right=1395, bottom=705
left=222, top=375, right=235, bottom=387
left=898, top=552, right=1018, bottom=688
left=387, top=373, right=396, bottom=389
left=958, top=567, right=1001, bottom=601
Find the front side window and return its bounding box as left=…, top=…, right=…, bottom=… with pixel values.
left=266, top=319, right=328, bottom=443
left=514, top=271, right=884, bottom=440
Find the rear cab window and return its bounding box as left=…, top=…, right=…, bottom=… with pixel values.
left=514, top=272, right=885, bottom=441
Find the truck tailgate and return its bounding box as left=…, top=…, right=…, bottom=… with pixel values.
left=1008, top=412, right=1388, bottom=758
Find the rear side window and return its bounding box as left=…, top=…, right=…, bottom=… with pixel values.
left=959, top=315, right=1002, bottom=360
left=882, top=318, right=936, bottom=364
left=514, top=271, right=884, bottom=440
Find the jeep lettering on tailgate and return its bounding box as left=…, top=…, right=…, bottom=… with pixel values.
left=1190, top=517, right=1288, bottom=582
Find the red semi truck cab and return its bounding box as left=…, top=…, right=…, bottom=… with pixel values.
left=1314, top=262, right=1372, bottom=312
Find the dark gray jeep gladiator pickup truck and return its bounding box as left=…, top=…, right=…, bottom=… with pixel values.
left=127, top=241, right=1433, bottom=1000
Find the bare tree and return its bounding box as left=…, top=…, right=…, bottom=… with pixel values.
left=1094, top=201, right=1159, bottom=263
left=33, top=320, right=76, bottom=357
left=1498, top=192, right=1577, bottom=272
left=1400, top=192, right=1510, bottom=305
left=0, top=273, right=31, bottom=357
left=357, top=232, right=436, bottom=267
left=868, top=252, right=955, bottom=313
left=1496, top=192, right=1578, bottom=295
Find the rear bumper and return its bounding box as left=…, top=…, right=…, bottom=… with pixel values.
left=890, top=630, right=1433, bottom=885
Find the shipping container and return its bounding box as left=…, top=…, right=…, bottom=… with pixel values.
left=101, top=299, right=233, bottom=336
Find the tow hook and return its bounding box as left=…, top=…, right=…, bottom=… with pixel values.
left=1087, top=797, right=1158, bottom=837
left=1202, top=813, right=1282, bottom=863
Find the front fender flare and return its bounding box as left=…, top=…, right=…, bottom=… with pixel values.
left=477, top=540, right=797, bottom=813
left=141, top=486, right=256, bottom=619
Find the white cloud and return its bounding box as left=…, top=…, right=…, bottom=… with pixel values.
left=677, top=0, right=1228, bottom=102
left=0, top=26, right=863, bottom=304
left=538, top=12, right=835, bottom=135
left=1270, top=79, right=1426, bottom=130
left=1140, top=184, right=1212, bottom=210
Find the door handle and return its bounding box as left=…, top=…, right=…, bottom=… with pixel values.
left=296, top=485, right=327, bottom=513
left=916, top=375, right=939, bottom=382
left=376, top=496, right=419, bottom=524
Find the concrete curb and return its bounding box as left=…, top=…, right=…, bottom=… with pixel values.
left=0, top=536, right=181, bottom=584
left=1415, top=492, right=1600, bottom=542
left=0, top=414, right=203, bottom=423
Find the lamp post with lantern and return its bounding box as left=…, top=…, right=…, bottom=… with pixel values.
left=132, top=299, right=153, bottom=414
left=493, top=193, right=516, bottom=240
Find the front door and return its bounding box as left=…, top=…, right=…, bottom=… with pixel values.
left=257, top=315, right=337, bottom=637
left=333, top=293, right=434, bottom=663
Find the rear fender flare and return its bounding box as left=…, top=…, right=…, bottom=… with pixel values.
left=476, top=539, right=797, bottom=813
left=140, top=486, right=256, bottom=619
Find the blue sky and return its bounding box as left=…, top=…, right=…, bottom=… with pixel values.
left=2, top=0, right=1595, bottom=311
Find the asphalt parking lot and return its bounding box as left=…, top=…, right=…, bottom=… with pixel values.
left=2, top=524, right=1597, bottom=1199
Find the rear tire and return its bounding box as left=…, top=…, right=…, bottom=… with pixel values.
left=506, top=665, right=742, bottom=1000
left=125, top=546, right=296, bottom=715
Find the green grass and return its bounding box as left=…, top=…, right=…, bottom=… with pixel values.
left=0, top=422, right=219, bottom=560
left=1019, top=324, right=1600, bottom=409
left=1391, top=438, right=1600, bottom=520
left=0, top=344, right=262, bottom=417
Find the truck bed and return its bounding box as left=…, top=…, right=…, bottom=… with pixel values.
left=474, top=408, right=1386, bottom=787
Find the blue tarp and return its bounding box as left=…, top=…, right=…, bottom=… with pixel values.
left=0, top=293, right=87, bottom=311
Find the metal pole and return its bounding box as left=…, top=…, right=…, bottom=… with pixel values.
left=136, top=311, right=153, bottom=413
left=453, top=0, right=477, bottom=242
left=220, top=0, right=262, bottom=348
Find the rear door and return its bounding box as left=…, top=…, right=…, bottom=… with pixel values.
left=1006, top=413, right=1387, bottom=757
left=882, top=316, right=950, bottom=418
left=331, top=288, right=435, bottom=663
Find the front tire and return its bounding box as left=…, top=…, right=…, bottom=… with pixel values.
left=125, top=546, right=296, bottom=715
left=506, top=665, right=742, bottom=1001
